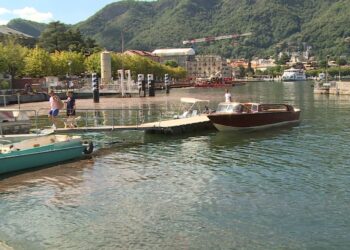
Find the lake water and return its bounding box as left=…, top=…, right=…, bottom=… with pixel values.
left=1, top=82, right=350, bottom=249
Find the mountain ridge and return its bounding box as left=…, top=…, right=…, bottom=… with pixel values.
left=6, top=0, right=350, bottom=59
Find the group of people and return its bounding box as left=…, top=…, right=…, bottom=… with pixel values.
left=48, top=90, right=76, bottom=129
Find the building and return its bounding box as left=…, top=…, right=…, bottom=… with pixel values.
left=251, top=58, right=276, bottom=71
left=186, top=55, right=232, bottom=78
left=151, top=48, right=232, bottom=79
left=124, top=50, right=160, bottom=63
left=152, top=48, right=195, bottom=68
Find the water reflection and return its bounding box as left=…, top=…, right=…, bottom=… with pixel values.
left=0, top=158, right=94, bottom=192
left=210, top=124, right=299, bottom=148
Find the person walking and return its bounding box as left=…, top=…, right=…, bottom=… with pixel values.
left=65, top=91, right=77, bottom=128
left=48, top=90, right=63, bottom=129
left=225, top=89, right=232, bottom=102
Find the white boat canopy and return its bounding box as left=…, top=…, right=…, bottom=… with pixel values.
left=180, top=97, right=209, bottom=104
left=152, top=48, right=195, bottom=56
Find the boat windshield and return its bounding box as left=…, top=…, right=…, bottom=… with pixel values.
left=217, top=103, right=242, bottom=113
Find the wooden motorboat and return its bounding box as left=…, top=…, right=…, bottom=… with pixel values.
left=208, top=102, right=300, bottom=131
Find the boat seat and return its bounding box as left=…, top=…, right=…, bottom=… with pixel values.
left=192, top=110, right=198, bottom=116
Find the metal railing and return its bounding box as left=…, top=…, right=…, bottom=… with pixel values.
left=1, top=107, right=169, bottom=133
left=36, top=108, right=166, bottom=130
left=0, top=94, right=21, bottom=107
left=0, top=109, right=38, bottom=136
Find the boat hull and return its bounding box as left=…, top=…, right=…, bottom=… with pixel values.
left=208, top=111, right=300, bottom=131
left=0, top=140, right=85, bottom=175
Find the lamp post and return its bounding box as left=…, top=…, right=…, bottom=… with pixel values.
left=326, top=55, right=329, bottom=83
left=68, top=60, right=72, bottom=90
left=338, top=57, right=341, bottom=81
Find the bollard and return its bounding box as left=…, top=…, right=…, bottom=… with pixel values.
left=92, top=73, right=99, bottom=103
left=165, top=74, right=170, bottom=94
left=148, top=74, right=155, bottom=97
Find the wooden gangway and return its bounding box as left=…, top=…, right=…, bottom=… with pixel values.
left=1, top=107, right=215, bottom=135
left=55, top=115, right=214, bottom=135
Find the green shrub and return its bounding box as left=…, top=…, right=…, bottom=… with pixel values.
left=0, top=80, right=9, bottom=89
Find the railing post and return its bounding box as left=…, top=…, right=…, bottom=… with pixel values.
left=112, top=109, right=115, bottom=128
left=159, top=110, right=162, bottom=127
left=17, top=93, right=20, bottom=109
left=85, top=110, right=88, bottom=128
left=34, top=110, right=38, bottom=131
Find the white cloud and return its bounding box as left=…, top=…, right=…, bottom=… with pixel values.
left=0, top=19, right=9, bottom=25
left=0, top=7, right=10, bottom=15
left=13, top=7, right=53, bottom=23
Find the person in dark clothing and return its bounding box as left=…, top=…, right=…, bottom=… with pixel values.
left=66, top=91, right=76, bottom=116
left=64, top=91, right=77, bottom=128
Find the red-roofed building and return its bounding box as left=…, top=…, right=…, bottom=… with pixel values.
left=124, top=50, right=160, bottom=63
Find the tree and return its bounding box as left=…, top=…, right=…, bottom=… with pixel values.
left=0, top=39, right=28, bottom=88
left=165, top=60, right=178, bottom=68
left=39, top=21, right=99, bottom=53
left=39, top=21, right=68, bottom=52
left=276, top=53, right=290, bottom=65
left=292, top=62, right=305, bottom=70
left=337, top=57, right=347, bottom=66
left=51, top=51, right=85, bottom=77
left=84, top=52, right=101, bottom=75
left=237, top=65, right=245, bottom=77
left=24, top=46, right=52, bottom=77
left=318, top=60, right=328, bottom=69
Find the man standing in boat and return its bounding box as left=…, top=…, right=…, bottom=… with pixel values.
left=225, top=89, right=232, bottom=102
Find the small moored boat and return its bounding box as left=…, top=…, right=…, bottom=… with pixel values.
left=0, top=109, right=31, bottom=135
left=0, top=135, right=93, bottom=175
left=208, top=102, right=300, bottom=131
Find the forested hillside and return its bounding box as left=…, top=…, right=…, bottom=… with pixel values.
left=7, top=0, right=350, bottom=59
left=75, top=0, right=350, bottom=59
left=7, top=18, right=47, bottom=38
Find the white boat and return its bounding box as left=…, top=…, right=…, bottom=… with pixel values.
left=0, top=129, right=55, bottom=144
left=282, top=68, right=306, bottom=81
left=174, top=98, right=210, bottom=119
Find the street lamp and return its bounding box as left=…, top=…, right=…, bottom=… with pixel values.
left=68, top=60, right=72, bottom=90
left=326, top=55, right=329, bottom=83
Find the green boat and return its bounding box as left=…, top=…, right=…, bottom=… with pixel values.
left=0, top=135, right=93, bottom=175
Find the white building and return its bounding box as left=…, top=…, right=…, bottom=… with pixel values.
left=152, top=48, right=195, bottom=68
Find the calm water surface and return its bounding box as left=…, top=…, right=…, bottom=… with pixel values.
left=1, top=82, right=350, bottom=249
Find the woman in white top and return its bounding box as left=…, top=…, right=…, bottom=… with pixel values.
left=48, top=90, right=62, bottom=129
left=225, top=89, right=232, bottom=102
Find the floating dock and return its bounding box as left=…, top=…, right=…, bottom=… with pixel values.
left=314, top=81, right=350, bottom=95
left=55, top=115, right=215, bottom=135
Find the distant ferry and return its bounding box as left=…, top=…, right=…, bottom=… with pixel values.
left=282, top=68, right=306, bottom=81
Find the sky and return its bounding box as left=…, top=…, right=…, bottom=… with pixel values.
left=0, top=0, right=124, bottom=25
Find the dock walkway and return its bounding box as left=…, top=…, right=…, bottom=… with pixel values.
left=55, top=115, right=214, bottom=135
